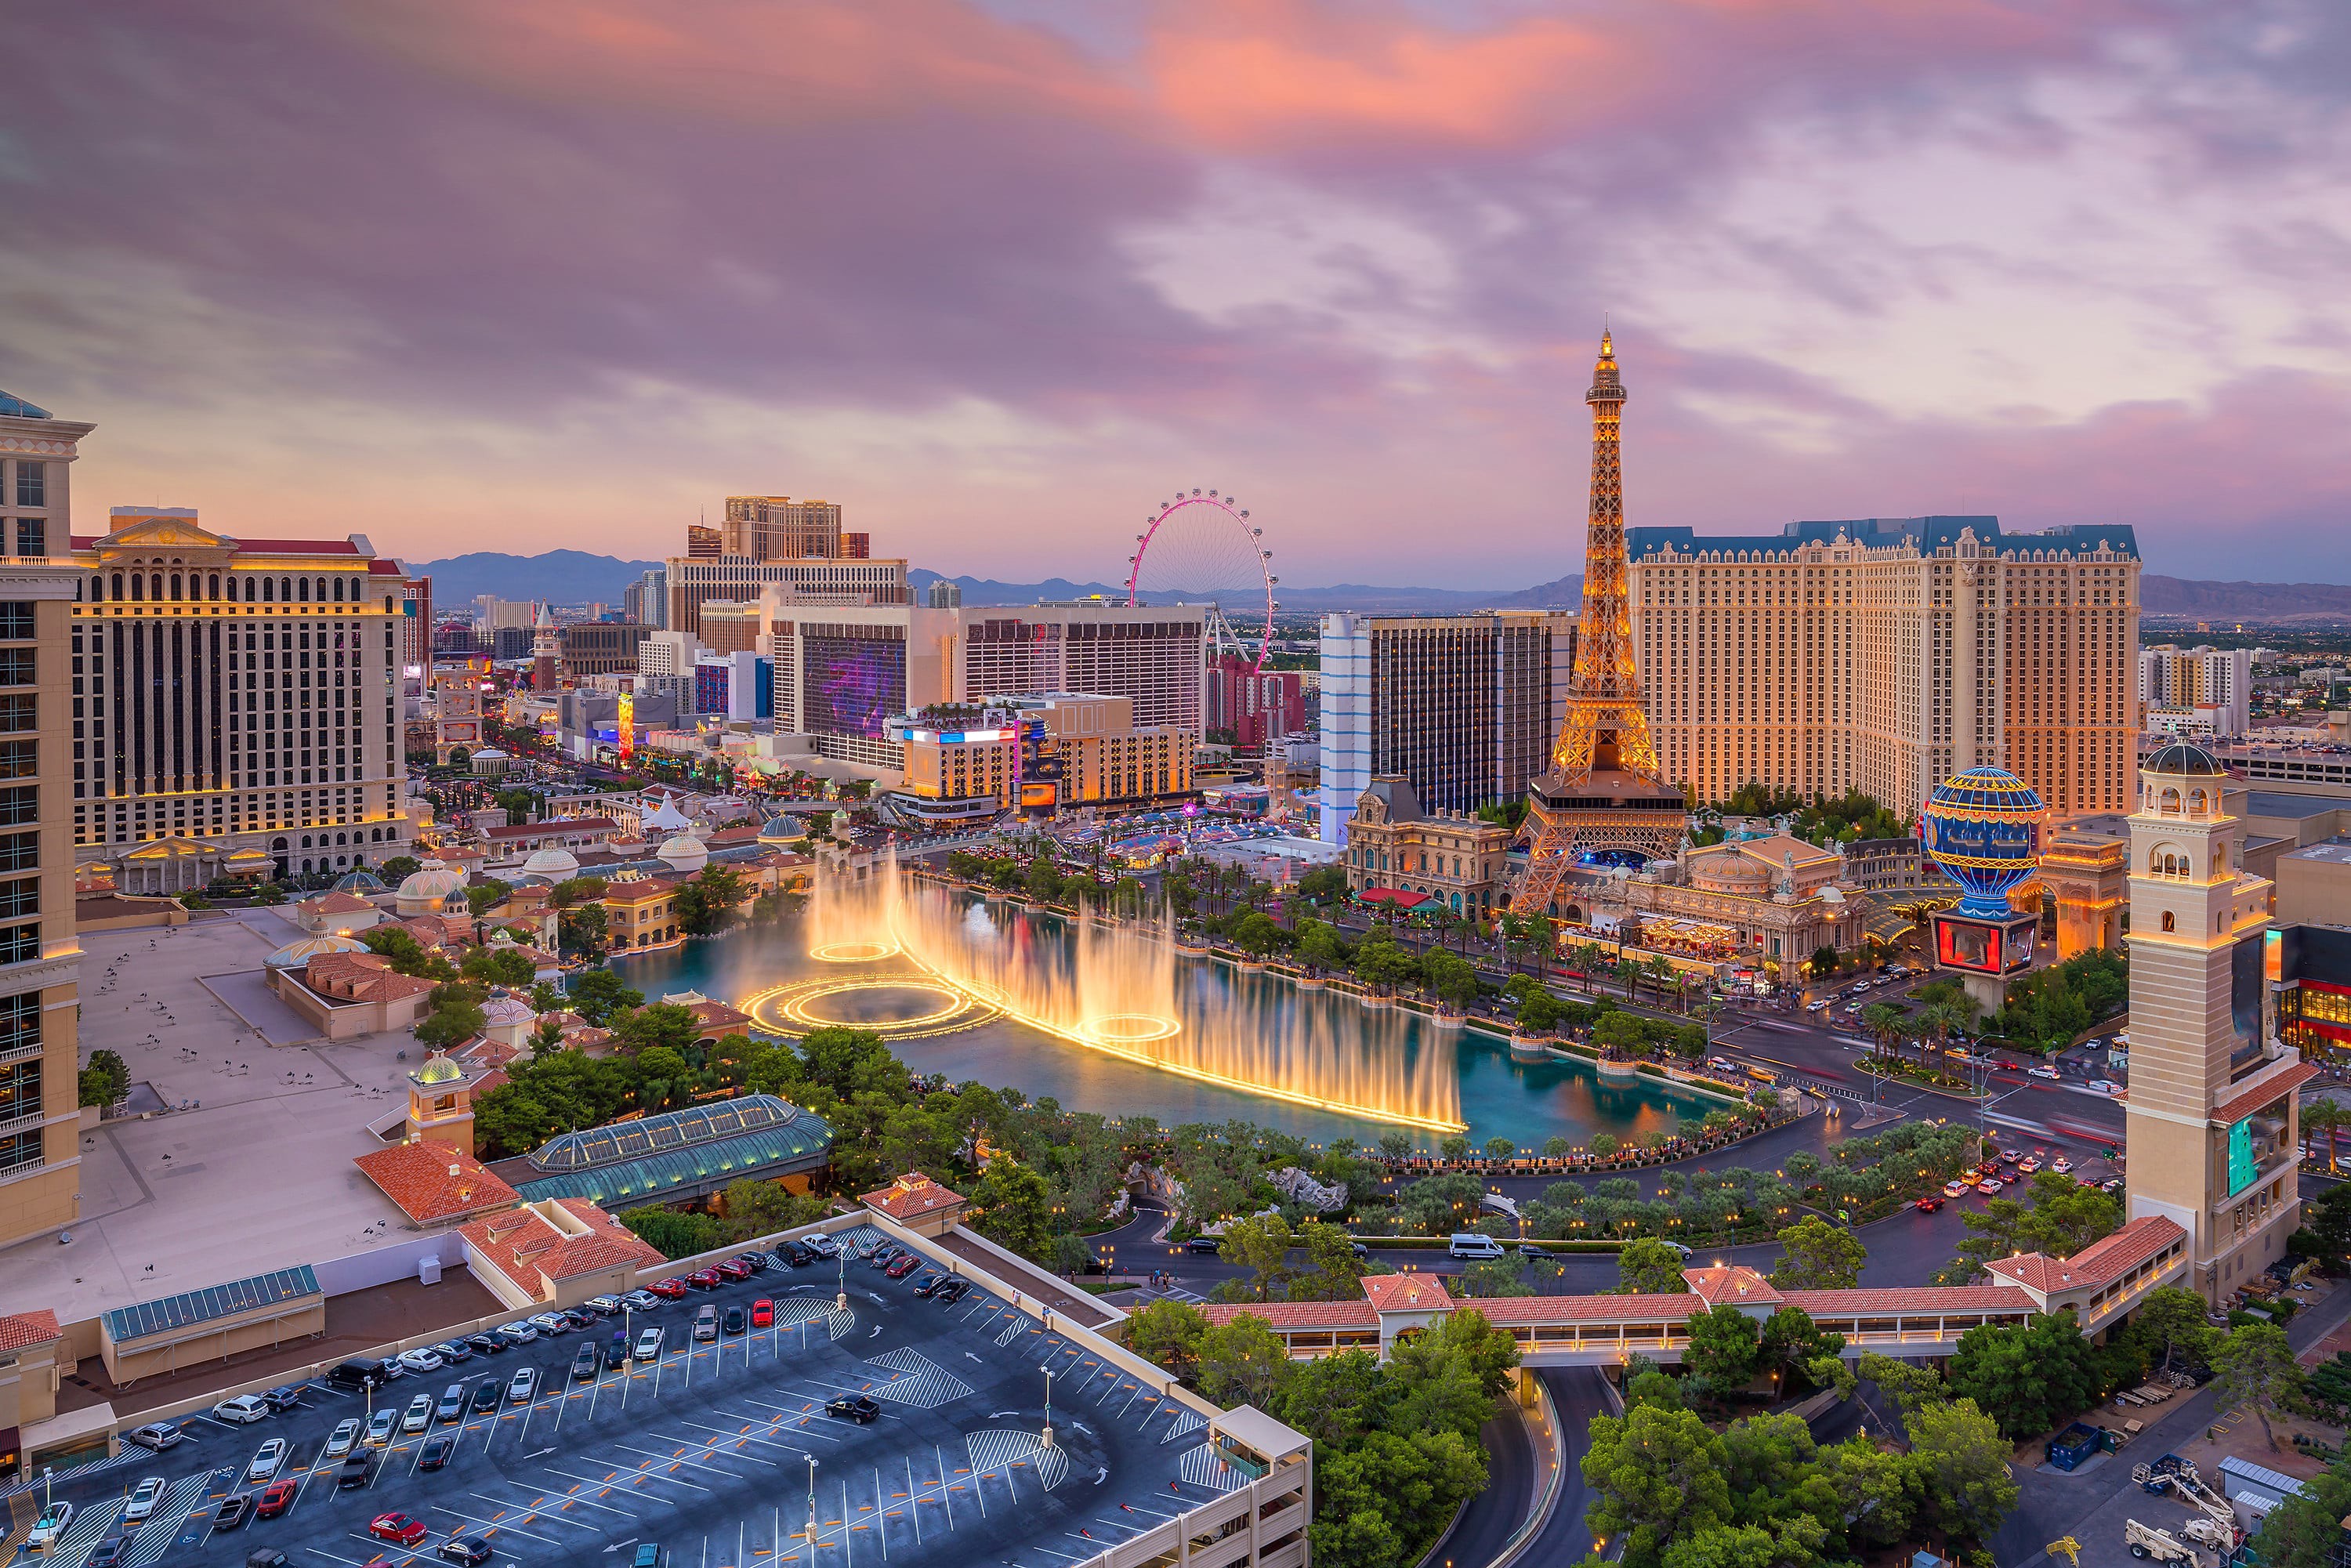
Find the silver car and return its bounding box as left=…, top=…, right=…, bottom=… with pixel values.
left=121, top=1477, right=168, bottom=1523
left=324, top=1418, right=363, bottom=1459
left=247, top=1437, right=288, bottom=1483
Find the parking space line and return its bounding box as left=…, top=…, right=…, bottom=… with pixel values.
left=426, top=1503, right=564, bottom=1544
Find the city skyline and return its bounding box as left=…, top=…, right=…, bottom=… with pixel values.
left=4, top=2, right=2346, bottom=584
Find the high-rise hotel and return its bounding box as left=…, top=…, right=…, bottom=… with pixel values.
left=0, top=391, right=87, bottom=1244
left=65, top=498, right=414, bottom=885
left=1627, top=516, right=2141, bottom=817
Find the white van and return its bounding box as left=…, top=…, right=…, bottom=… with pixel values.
left=1448, top=1233, right=1505, bottom=1260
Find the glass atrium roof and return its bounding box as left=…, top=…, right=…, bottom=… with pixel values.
left=103, top=1265, right=321, bottom=1347
left=526, top=1093, right=813, bottom=1173
left=513, top=1114, right=835, bottom=1208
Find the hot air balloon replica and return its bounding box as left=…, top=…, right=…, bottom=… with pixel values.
left=1918, top=767, right=2048, bottom=1009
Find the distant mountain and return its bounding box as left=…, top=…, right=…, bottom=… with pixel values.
left=913, top=568, right=1582, bottom=614
left=408, top=550, right=661, bottom=607
left=2143, top=575, right=2351, bottom=622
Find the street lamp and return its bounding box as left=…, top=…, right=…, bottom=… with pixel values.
left=806, top=1454, right=819, bottom=1559
left=1041, top=1364, right=1056, bottom=1448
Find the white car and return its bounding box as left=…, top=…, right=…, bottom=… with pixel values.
left=397, top=1347, right=445, bottom=1375
left=324, top=1418, right=364, bottom=1458
left=2027, top=1065, right=2062, bottom=1081
left=212, top=1394, right=272, bottom=1424
left=248, top=1436, right=288, bottom=1482
left=2088, top=1079, right=2120, bottom=1095
left=28, top=1501, right=73, bottom=1549
left=122, top=1477, right=168, bottom=1523
left=401, top=1393, right=435, bottom=1433
left=1805, top=1000, right=1829, bottom=1012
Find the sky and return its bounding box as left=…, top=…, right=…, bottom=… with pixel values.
left=4, top=0, right=2348, bottom=587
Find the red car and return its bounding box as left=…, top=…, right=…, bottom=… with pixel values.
left=886, top=1254, right=921, bottom=1279
left=370, top=1512, right=429, bottom=1546
left=685, top=1269, right=723, bottom=1291
left=255, top=1478, right=299, bottom=1519
left=714, top=1258, right=755, bottom=1283
left=751, top=1298, right=774, bottom=1328
left=647, top=1277, right=689, bottom=1300
left=1913, top=1196, right=1945, bottom=1213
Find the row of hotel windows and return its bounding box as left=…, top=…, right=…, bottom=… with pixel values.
left=79, top=572, right=385, bottom=605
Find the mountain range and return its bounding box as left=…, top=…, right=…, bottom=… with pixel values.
left=408, top=551, right=2351, bottom=622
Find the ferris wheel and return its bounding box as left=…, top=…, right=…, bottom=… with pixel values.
left=1125, top=488, right=1277, bottom=671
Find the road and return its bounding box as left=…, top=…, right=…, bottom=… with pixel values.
left=1440, top=1398, right=1538, bottom=1568
left=1531, top=1369, right=1612, bottom=1563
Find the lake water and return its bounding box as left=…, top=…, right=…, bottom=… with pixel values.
left=610, top=901, right=1719, bottom=1150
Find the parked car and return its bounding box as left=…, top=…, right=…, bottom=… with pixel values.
left=621, top=1290, right=665, bottom=1311
left=337, top=1454, right=375, bottom=1489
left=214, top=1394, right=273, bottom=1425
left=723, top=1306, right=746, bottom=1335
left=802, top=1232, right=838, bottom=1258
left=912, top=1273, right=946, bottom=1297
left=366, top=1408, right=399, bottom=1447
left=508, top=1366, right=538, bottom=1405
left=573, top=1342, right=603, bottom=1382
left=866, top=1245, right=900, bottom=1270
left=246, top=1552, right=291, bottom=1568
left=247, top=1438, right=289, bottom=1482
left=260, top=1385, right=306, bottom=1412
left=1942, top=1179, right=1969, bottom=1198
left=433, top=1340, right=474, bottom=1364
left=470, top=1379, right=503, bottom=1414
left=440, top=1539, right=495, bottom=1566
left=751, top=1298, right=775, bottom=1327
left=1998, top=1148, right=2023, bottom=1164
left=636, top=1327, right=666, bottom=1362
left=784, top=1243, right=817, bottom=1267
left=437, top=1383, right=467, bottom=1423
left=631, top=1544, right=665, bottom=1568
left=581, top=1295, right=623, bottom=1317
left=684, top=1269, right=723, bottom=1291
left=122, top=1476, right=168, bottom=1523
left=325, top=1418, right=364, bottom=1459
left=937, top=1279, right=972, bottom=1303
left=401, top=1393, right=435, bottom=1434
left=465, top=1332, right=509, bottom=1356
left=694, top=1305, right=719, bottom=1342
left=886, top=1254, right=921, bottom=1279
left=714, top=1258, right=755, bottom=1283
left=647, top=1278, right=689, bottom=1300
left=494, top=1321, right=539, bottom=1346
left=255, top=1479, right=299, bottom=1519
left=397, top=1347, right=446, bottom=1375
left=123, top=1421, right=185, bottom=1451
left=85, top=1540, right=129, bottom=1568
left=557, top=1309, right=597, bottom=1332
left=29, top=1502, right=75, bottom=1549
left=826, top=1395, right=882, bottom=1423
left=212, top=1494, right=254, bottom=1532
left=370, top=1513, right=430, bottom=1547
left=527, top=1313, right=572, bottom=1337
left=1975, top=1178, right=2003, bottom=1195
left=418, top=1436, right=456, bottom=1472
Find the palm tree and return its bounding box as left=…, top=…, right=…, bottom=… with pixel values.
left=1643, top=955, right=1678, bottom=1012
left=1857, top=1001, right=1909, bottom=1072
left=2306, top=1099, right=2348, bottom=1173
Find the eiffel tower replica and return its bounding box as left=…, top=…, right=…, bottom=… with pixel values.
left=1515, top=331, right=1688, bottom=916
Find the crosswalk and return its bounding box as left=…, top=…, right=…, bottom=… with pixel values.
left=121, top=1473, right=216, bottom=1568
left=1179, top=1443, right=1251, bottom=1494
left=1161, top=1407, right=1206, bottom=1445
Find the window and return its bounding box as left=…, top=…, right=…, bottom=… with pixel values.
left=0, top=696, right=31, bottom=733
left=0, top=879, right=36, bottom=920
left=0, top=742, right=31, bottom=781
left=2161, top=911, right=2175, bottom=932
left=9, top=520, right=38, bottom=557
left=0, top=925, right=36, bottom=965
left=0, top=788, right=34, bottom=827
left=13, top=463, right=43, bottom=509
left=0, top=603, right=27, bottom=640
left=0, top=649, right=31, bottom=687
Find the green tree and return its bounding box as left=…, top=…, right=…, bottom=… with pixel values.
left=1295, top=864, right=1349, bottom=906
left=459, top=945, right=536, bottom=988
left=716, top=1178, right=824, bottom=1243
left=464, top=877, right=513, bottom=916
left=971, top=1157, right=1054, bottom=1262
left=2212, top=1321, right=2303, bottom=1451
left=1292, top=1220, right=1371, bottom=1301
left=568, top=968, right=643, bottom=1026
left=619, top=1206, right=721, bottom=1258
left=78, top=1048, right=132, bottom=1109
left=1582, top=1403, right=1734, bottom=1568
left=414, top=981, right=487, bottom=1048
left=673, top=864, right=748, bottom=936
left=1759, top=1306, right=1846, bottom=1390
left=2132, top=1285, right=2219, bottom=1375
left=1353, top=934, right=1420, bottom=992
left=1196, top=1312, right=1295, bottom=1412
left=1770, top=1215, right=1865, bottom=1291
left=2251, top=1450, right=2351, bottom=1568
left=379, top=855, right=423, bottom=880
left=1683, top=1305, right=1762, bottom=1398
left=1947, top=1313, right=2099, bottom=1440
left=1617, top=1237, right=1692, bottom=1295
left=360, top=925, right=455, bottom=980
left=1231, top=912, right=1286, bottom=960
left=1855, top=1350, right=1946, bottom=1414
left=1907, top=1396, right=2020, bottom=1543
left=1216, top=1213, right=1297, bottom=1302
left=614, top=1001, right=702, bottom=1058
left=1128, top=1299, right=1208, bottom=1380
left=1457, top=1258, right=1535, bottom=1298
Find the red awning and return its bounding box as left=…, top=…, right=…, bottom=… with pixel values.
left=1359, top=887, right=1435, bottom=910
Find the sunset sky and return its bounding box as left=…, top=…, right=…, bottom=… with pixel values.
left=7, top=1, right=2348, bottom=585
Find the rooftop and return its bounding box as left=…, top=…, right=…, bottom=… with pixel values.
left=103, top=1265, right=321, bottom=1349
left=353, top=1140, right=522, bottom=1225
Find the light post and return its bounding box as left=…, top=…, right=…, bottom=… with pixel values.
left=1040, top=1364, right=1056, bottom=1449
left=806, top=1454, right=819, bottom=1559
left=836, top=1249, right=847, bottom=1315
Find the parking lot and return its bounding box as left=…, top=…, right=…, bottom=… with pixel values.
left=16, top=1228, right=1232, bottom=1568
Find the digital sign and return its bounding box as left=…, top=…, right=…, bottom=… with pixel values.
left=2228, top=1117, right=2259, bottom=1195
left=1933, top=911, right=2037, bottom=976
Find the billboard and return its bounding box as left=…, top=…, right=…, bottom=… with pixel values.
left=2228, top=1117, right=2259, bottom=1195
left=1933, top=911, right=2037, bottom=976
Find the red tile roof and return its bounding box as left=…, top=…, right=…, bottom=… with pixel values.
left=301, top=952, right=440, bottom=1005
left=353, top=1142, right=520, bottom=1225
left=298, top=891, right=378, bottom=914
left=1363, top=1273, right=1452, bottom=1313
left=1469, top=1293, right=1706, bottom=1324
left=1985, top=1215, right=2186, bottom=1295
left=2212, top=1062, right=2319, bottom=1128
left=1780, top=1286, right=2037, bottom=1315
left=860, top=1171, right=966, bottom=1223
left=460, top=1199, right=662, bottom=1300
left=0, top=1308, right=62, bottom=1352
left=1198, top=1301, right=1381, bottom=1331
left=1682, top=1265, right=1781, bottom=1307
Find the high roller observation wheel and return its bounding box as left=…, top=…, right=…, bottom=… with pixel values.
left=1125, top=488, right=1277, bottom=672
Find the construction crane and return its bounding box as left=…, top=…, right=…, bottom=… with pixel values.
left=2125, top=1519, right=2206, bottom=1566
left=2045, top=1537, right=2081, bottom=1568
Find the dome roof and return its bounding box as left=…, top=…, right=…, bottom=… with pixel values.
left=657, top=834, right=708, bottom=870
left=264, top=934, right=369, bottom=969
left=397, top=867, right=468, bottom=900
left=333, top=868, right=388, bottom=893
left=481, top=993, right=538, bottom=1026
left=521, top=846, right=581, bottom=878
left=1926, top=766, right=2046, bottom=813
left=758, top=814, right=808, bottom=843
left=412, top=1051, right=465, bottom=1085
left=2146, top=741, right=2227, bottom=777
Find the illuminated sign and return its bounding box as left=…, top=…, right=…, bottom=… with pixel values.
left=616, top=692, right=635, bottom=762
left=2228, top=1117, right=2259, bottom=1195
left=1933, top=912, right=2036, bottom=976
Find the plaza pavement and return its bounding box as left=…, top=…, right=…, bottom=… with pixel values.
left=2, top=911, right=430, bottom=1324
